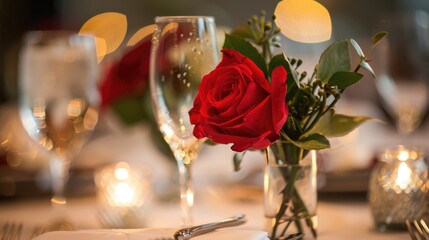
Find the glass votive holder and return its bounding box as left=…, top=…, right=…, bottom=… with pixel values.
left=94, top=162, right=152, bottom=228
left=368, top=145, right=428, bottom=232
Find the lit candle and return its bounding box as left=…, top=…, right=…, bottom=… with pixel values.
left=395, top=161, right=412, bottom=190
left=369, top=145, right=428, bottom=232
left=95, top=162, right=152, bottom=228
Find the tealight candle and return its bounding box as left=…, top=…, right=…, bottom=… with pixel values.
left=368, top=145, right=428, bottom=232
left=94, top=162, right=152, bottom=228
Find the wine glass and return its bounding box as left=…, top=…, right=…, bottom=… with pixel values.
left=18, top=31, right=99, bottom=205
left=375, top=10, right=429, bottom=135
left=149, top=16, right=219, bottom=226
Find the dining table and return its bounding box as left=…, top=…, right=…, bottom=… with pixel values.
left=0, top=189, right=409, bottom=240
left=0, top=102, right=422, bottom=240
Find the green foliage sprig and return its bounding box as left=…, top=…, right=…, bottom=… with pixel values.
left=229, top=11, right=387, bottom=169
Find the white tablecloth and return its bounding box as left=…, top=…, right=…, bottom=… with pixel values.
left=0, top=193, right=408, bottom=240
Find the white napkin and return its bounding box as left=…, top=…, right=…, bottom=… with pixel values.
left=33, top=228, right=268, bottom=240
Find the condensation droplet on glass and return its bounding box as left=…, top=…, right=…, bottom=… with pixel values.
left=185, top=64, right=188, bottom=68
left=189, top=32, right=193, bottom=36
left=180, top=34, right=184, bottom=38
left=177, top=73, right=181, bottom=79
left=191, top=47, right=196, bottom=52
left=161, top=75, right=165, bottom=82
left=197, top=51, right=202, bottom=55
left=196, top=37, right=200, bottom=42
left=182, top=79, right=186, bottom=84
left=183, top=72, right=187, bottom=76
left=187, top=38, right=191, bottom=43
left=186, top=83, right=191, bottom=87
left=188, top=66, right=192, bottom=70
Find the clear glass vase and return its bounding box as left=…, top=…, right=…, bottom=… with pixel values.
left=264, top=146, right=318, bottom=240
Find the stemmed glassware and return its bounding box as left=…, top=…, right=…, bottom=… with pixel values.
left=18, top=31, right=99, bottom=205
left=150, top=16, right=219, bottom=226
left=375, top=10, right=429, bottom=135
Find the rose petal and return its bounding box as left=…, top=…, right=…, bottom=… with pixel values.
left=271, top=66, right=288, bottom=132
left=220, top=50, right=271, bottom=92
left=238, top=81, right=269, bottom=113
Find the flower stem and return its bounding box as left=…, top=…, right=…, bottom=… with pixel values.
left=269, top=146, right=317, bottom=239
left=303, top=94, right=326, bottom=133
left=270, top=166, right=300, bottom=239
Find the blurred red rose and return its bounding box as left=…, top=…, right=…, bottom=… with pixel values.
left=100, top=34, right=152, bottom=108
left=189, top=49, right=288, bottom=152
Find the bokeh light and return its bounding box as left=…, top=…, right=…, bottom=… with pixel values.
left=127, top=24, right=155, bottom=46
left=79, top=12, right=128, bottom=61
left=275, top=0, right=332, bottom=43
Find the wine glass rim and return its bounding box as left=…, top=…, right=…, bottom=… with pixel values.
left=25, top=30, right=79, bottom=38
left=23, top=30, right=96, bottom=46
left=154, top=16, right=215, bottom=22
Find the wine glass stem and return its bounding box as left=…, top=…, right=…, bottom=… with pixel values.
left=176, top=157, right=194, bottom=226
left=49, top=155, right=70, bottom=205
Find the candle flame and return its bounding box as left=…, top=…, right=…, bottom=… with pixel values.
left=397, top=150, right=410, bottom=161
left=113, top=182, right=135, bottom=207
left=114, top=162, right=131, bottom=180
left=395, top=162, right=412, bottom=190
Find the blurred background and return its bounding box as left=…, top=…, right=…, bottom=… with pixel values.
left=1, top=0, right=429, bottom=103
left=0, top=0, right=429, bottom=200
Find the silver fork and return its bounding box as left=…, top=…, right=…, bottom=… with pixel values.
left=1, top=220, right=73, bottom=240
left=173, top=214, right=246, bottom=240
left=151, top=214, right=246, bottom=240
left=406, top=219, right=429, bottom=240
left=1, top=222, right=23, bottom=240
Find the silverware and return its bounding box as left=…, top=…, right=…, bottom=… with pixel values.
left=168, top=214, right=246, bottom=240
left=0, top=220, right=73, bottom=240
left=406, top=219, right=429, bottom=240
left=1, top=222, right=23, bottom=240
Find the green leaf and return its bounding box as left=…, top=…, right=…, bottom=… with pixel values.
left=296, top=134, right=330, bottom=150
left=360, top=59, right=376, bottom=78
left=305, top=109, right=334, bottom=137
left=306, top=109, right=372, bottom=137
left=204, top=139, right=217, bottom=146
left=269, top=54, right=299, bottom=101
left=269, top=53, right=301, bottom=102
left=316, top=40, right=351, bottom=82
left=112, top=96, right=147, bottom=125
left=329, top=114, right=372, bottom=137
left=233, top=151, right=246, bottom=171
left=269, top=53, right=300, bottom=87
left=328, top=71, right=363, bottom=90
left=280, top=132, right=330, bottom=150
left=223, top=34, right=268, bottom=77
left=371, top=31, right=388, bottom=50
left=349, top=39, right=365, bottom=59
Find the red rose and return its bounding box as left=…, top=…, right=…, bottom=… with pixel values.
left=100, top=33, right=152, bottom=108
left=189, top=49, right=288, bottom=152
